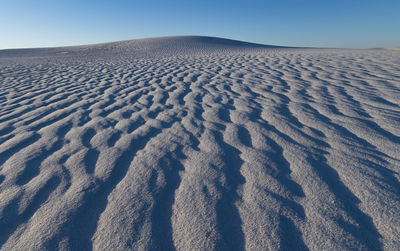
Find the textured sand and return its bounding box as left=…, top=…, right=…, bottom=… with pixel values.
left=0, top=36, right=399, bottom=250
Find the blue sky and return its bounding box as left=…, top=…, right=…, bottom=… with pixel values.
left=1, top=0, right=399, bottom=49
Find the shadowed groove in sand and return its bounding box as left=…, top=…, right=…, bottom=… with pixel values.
left=16, top=122, right=73, bottom=185
left=279, top=215, right=309, bottom=251
left=0, top=176, right=61, bottom=248
left=246, top=102, right=309, bottom=249
left=211, top=129, right=246, bottom=250
left=0, top=133, right=41, bottom=167
left=149, top=149, right=185, bottom=251
left=81, top=128, right=99, bottom=174
left=308, top=154, right=383, bottom=250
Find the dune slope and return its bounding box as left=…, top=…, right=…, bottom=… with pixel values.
left=0, top=36, right=399, bottom=250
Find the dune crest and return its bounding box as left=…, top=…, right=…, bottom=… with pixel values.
left=0, top=36, right=399, bottom=250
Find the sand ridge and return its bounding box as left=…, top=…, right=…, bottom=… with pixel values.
left=0, top=36, right=399, bottom=250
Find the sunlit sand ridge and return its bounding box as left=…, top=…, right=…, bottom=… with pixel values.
left=0, top=36, right=399, bottom=250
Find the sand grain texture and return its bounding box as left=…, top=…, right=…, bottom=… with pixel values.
left=0, top=36, right=399, bottom=250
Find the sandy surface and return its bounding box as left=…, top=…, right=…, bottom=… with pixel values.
left=0, top=36, right=399, bottom=250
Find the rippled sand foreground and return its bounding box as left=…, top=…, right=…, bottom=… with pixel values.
left=0, top=37, right=399, bottom=250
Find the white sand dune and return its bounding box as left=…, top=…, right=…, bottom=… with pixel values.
left=384, top=47, right=400, bottom=51
left=0, top=36, right=399, bottom=250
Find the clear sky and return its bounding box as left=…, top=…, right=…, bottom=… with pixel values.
left=1, top=0, right=399, bottom=49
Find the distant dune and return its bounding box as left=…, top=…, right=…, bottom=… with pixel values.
left=384, top=46, right=400, bottom=51
left=0, top=36, right=282, bottom=60
left=0, top=36, right=399, bottom=250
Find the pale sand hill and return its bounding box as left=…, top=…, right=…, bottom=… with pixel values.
left=0, top=36, right=399, bottom=250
